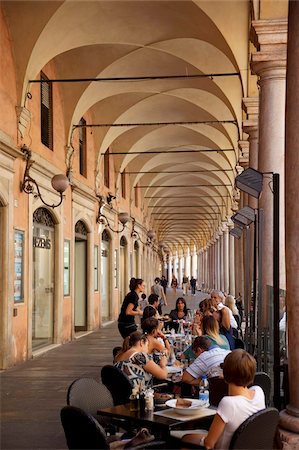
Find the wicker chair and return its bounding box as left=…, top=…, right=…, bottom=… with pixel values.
left=229, top=407, right=279, bottom=449
left=67, top=377, right=115, bottom=433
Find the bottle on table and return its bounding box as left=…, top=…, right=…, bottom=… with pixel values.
left=168, top=347, right=176, bottom=366
left=129, top=387, right=140, bottom=412
left=199, top=374, right=209, bottom=405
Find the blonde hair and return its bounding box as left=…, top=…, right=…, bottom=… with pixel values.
left=225, top=295, right=239, bottom=315
left=202, top=315, right=226, bottom=346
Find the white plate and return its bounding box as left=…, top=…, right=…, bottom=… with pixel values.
left=165, top=398, right=209, bottom=416
left=167, top=366, right=182, bottom=374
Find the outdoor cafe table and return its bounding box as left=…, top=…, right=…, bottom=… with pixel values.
left=97, top=403, right=216, bottom=439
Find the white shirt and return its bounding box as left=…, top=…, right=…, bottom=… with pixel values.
left=215, top=386, right=265, bottom=450
left=186, top=346, right=231, bottom=379
left=218, top=302, right=238, bottom=329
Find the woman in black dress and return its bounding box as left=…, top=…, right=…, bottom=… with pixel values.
left=118, top=278, right=144, bottom=338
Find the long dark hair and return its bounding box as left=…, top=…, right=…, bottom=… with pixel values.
left=175, top=297, right=188, bottom=314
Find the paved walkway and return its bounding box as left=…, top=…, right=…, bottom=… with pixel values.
left=0, top=288, right=207, bottom=450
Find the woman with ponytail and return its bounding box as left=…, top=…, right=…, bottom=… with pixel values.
left=114, top=331, right=168, bottom=388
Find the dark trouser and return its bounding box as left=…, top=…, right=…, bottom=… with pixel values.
left=118, top=322, right=137, bottom=339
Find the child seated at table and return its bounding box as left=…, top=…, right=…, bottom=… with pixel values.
left=181, top=349, right=265, bottom=449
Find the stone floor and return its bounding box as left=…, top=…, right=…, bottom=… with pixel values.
left=0, top=288, right=207, bottom=450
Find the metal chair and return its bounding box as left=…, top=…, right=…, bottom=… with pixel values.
left=67, top=377, right=115, bottom=433
left=101, top=364, right=133, bottom=405
left=229, top=407, right=279, bottom=449
left=61, top=405, right=109, bottom=449
left=252, top=371, right=271, bottom=406
left=61, top=406, right=166, bottom=450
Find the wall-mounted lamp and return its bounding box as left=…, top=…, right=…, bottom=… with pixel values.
left=235, top=167, right=263, bottom=199
left=232, top=206, right=255, bottom=229
left=96, top=195, right=129, bottom=233
left=20, top=145, right=69, bottom=208
left=131, top=218, right=156, bottom=246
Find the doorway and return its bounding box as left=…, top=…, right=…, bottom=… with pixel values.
left=32, top=208, right=55, bottom=350
left=74, top=220, right=88, bottom=332
left=134, top=240, right=139, bottom=277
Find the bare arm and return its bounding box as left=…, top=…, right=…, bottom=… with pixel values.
left=144, top=358, right=168, bottom=380
left=221, top=307, right=230, bottom=330
left=182, top=370, right=201, bottom=385
left=125, top=303, right=143, bottom=316
left=181, top=414, right=225, bottom=449
left=204, top=414, right=226, bottom=449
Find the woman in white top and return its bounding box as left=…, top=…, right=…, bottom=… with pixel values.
left=182, top=349, right=265, bottom=450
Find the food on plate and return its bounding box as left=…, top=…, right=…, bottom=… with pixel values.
left=176, top=398, right=192, bottom=408
left=154, top=392, right=173, bottom=404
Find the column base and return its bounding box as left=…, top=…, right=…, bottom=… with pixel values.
left=277, top=409, right=299, bottom=449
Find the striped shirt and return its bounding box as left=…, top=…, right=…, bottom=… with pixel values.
left=186, top=346, right=231, bottom=379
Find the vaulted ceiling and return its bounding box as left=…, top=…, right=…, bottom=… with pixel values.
left=3, top=0, right=252, bottom=252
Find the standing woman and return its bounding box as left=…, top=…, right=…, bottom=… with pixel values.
left=118, top=278, right=144, bottom=338
left=171, top=275, right=178, bottom=294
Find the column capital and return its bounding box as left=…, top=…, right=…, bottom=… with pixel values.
left=238, top=140, right=249, bottom=168
left=242, top=96, right=259, bottom=138
left=251, top=19, right=287, bottom=80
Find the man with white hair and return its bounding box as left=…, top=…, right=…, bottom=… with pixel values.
left=210, top=290, right=238, bottom=330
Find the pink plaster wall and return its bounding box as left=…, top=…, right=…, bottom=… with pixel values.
left=0, top=7, right=18, bottom=144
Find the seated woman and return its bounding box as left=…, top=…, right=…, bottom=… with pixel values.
left=202, top=315, right=230, bottom=350
left=181, top=349, right=265, bottom=450
left=141, top=317, right=171, bottom=358
left=202, top=299, right=235, bottom=350
left=225, top=295, right=242, bottom=337
left=114, top=331, right=168, bottom=389
left=168, top=297, right=190, bottom=332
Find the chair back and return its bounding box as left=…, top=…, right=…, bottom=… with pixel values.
left=67, top=377, right=114, bottom=418
left=209, top=377, right=228, bottom=407
left=252, top=371, right=271, bottom=406
left=229, top=407, right=279, bottom=449
left=101, top=364, right=133, bottom=405
left=60, top=405, right=109, bottom=449
left=234, top=338, right=245, bottom=349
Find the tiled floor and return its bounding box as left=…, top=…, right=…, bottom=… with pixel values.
left=0, top=288, right=207, bottom=449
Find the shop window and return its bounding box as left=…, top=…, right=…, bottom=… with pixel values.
left=64, top=240, right=70, bottom=296
left=40, top=72, right=53, bottom=149
left=79, top=118, right=87, bottom=176
left=94, top=245, right=99, bottom=291
left=121, top=170, right=126, bottom=198
left=104, top=148, right=110, bottom=187
left=14, top=230, right=25, bottom=303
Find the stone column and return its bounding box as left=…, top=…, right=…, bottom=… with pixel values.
left=178, top=255, right=183, bottom=286
left=219, top=231, right=224, bottom=292
left=168, top=256, right=173, bottom=281
left=228, top=227, right=236, bottom=296
left=191, top=252, right=196, bottom=278
left=173, top=255, right=178, bottom=280
left=197, top=252, right=201, bottom=287
left=279, top=2, right=299, bottom=447
left=216, top=235, right=221, bottom=290
left=251, top=19, right=287, bottom=325
left=223, top=225, right=229, bottom=294
left=243, top=97, right=259, bottom=303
